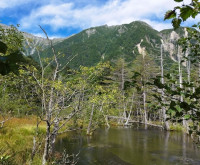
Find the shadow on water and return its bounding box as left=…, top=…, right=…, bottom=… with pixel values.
left=55, top=124, right=200, bottom=165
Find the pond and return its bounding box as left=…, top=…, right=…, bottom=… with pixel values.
left=55, top=125, right=200, bottom=165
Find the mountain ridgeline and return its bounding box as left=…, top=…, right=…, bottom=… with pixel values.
left=2, top=21, right=186, bottom=69
left=30, top=21, right=186, bottom=69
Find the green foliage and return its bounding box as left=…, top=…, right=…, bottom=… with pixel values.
left=179, top=23, right=200, bottom=63
left=172, top=18, right=182, bottom=29
left=169, top=123, right=184, bottom=131
left=1, top=13, right=200, bottom=164
left=0, top=24, right=29, bottom=75
left=0, top=154, right=13, bottom=165
left=0, top=41, right=7, bottom=54
left=165, top=0, right=200, bottom=29
left=0, top=117, right=46, bottom=164
left=161, top=0, right=200, bottom=139
left=33, top=21, right=162, bottom=69
left=174, top=0, right=183, bottom=2
left=0, top=72, right=39, bottom=117
left=0, top=25, right=24, bottom=55
left=152, top=69, right=200, bottom=135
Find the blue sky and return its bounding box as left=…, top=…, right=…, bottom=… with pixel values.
left=0, top=0, right=197, bottom=38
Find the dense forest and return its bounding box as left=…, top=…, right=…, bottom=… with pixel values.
left=0, top=0, right=200, bottom=164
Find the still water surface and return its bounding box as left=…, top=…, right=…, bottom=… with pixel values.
left=55, top=125, right=200, bottom=165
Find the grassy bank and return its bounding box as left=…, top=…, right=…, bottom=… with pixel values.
left=0, top=117, right=46, bottom=164
left=0, top=117, right=85, bottom=164
left=0, top=117, right=197, bottom=164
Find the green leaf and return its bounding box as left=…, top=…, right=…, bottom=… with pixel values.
left=175, top=105, right=182, bottom=112
left=180, top=6, right=194, bottom=21
left=192, top=11, right=198, bottom=18
left=172, top=18, right=182, bottom=29
left=164, top=10, right=176, bottom=20
left=184, top=114, right=191, bottom=120
left=174, top=0, right=183, bottom=2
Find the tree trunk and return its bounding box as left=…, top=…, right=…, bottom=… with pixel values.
left=199, top=62, right=200, bottom=80
left=178, top=46, right=188, bottom=130
left=185, top=50, right=191, bottom=133
left=121, top=58, right=125, bottom=91
left=160, top=44, right=170, bottom=130
left=87, top=103, right=95, bottom=135
left=125, top=93, right=134, bottom=125
left=178, top=46, right=183, bottom=102
left=49, top=119, right=59, bottom=156
left=42, top=122, right=51, bottom=165
left=105, top=115, right=110, bottom=128
left=30, top=137, right=36, bottom=164
left=143, top=90, right=147, bottom=124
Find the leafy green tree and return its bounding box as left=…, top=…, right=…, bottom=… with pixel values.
left=0, top=25, right=24, bottom=55
left=0, top=25, right=25, bottom=75
left=76, top=62, right=117, bottom=134
left=0, top=25, right=29, bottom=128
left=131, top=54, right=159, bottom=124
left=162, top=0, right=200, bottom=136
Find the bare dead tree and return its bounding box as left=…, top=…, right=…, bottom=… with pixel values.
left=53, top=150, right=80, bottom=165
left=160, top=44, right=170, bottom=130
left=0, top=110, right=12, bottom=128
left=25, top=26, right=79, bottom=165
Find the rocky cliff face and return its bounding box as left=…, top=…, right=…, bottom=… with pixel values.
left=0, top=23, right=66, bottom=56
left=160, top=28, right=186, bottom=63
left=22, top=32, right=66, bottom=56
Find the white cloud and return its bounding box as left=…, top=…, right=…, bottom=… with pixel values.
left=31, top=33, right=46, bottom=38
left=32, top=33, right=64, bottom=39
left=141, top=19, right=172, bottom=31
left=19, top=0, right=197, bottom=33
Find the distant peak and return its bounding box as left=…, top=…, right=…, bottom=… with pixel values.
left=130, top=21, right=153, bottom=28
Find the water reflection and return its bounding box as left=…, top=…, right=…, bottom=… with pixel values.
left=55, top=125, right=200, bottom=165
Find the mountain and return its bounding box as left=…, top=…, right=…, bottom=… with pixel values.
left=160, top=28, right=186, bottom=63
left=1, top=21, right=187, bottom=69
left=31, top=21, right=187, bottom=69
left=22, top=32, right=66, bottom=56
left=0, top=23, right=66, bottom=56
left=33, top=21, right=160, bottom=68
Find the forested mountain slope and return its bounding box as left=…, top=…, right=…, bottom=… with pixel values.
left=30, top=21, right=186, bottom=69
left=0, top=21, right=186, bottom=69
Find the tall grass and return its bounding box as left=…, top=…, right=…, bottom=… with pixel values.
left=0, top=116, right=46, bottom=164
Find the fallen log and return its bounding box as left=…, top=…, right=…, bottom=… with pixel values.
left=107, top=116, right=126, bottom=120
left=107, top=115, right=163, bottom=128
left=129, top=120, right=163, bottom=128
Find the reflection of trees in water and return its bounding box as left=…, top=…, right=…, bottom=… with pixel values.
left=164, top=131, right=169, bottom=159
left=55, top=128, right=200, bottom=165
left=165, top=131, right=200, bottom=161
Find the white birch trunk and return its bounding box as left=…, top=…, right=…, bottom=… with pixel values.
left=178, top=46, right=188, bottom=130
left=87, top=103, right=95, bottom=135
left=125, top=93, right=134, bottom=125
left=178, top=46, right=183, bottom=102
left=142, top=52, right=147, bottom=124
left=160, top=44, right=170, bottom=130
left=143, top=91, right=147, bottom=124
left=42, top=123, right=51, bottom=165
